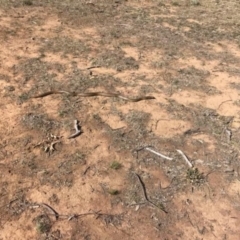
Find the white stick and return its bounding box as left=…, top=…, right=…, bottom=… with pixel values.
left=74, top=119, right=80, bottom=132
left=145, top=147, right=173, bottom=161
left=68, top=119, right=82, bottom=139
left=176, top=149, right=193, bottom=168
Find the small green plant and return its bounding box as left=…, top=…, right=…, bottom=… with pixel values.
left=108, top=189, right=120, bottom=195
left=34, top=214, right=51, bottom=234
left=172, top=1, right=180, bottom=6
left=18, top=93, right=29, bottom=102
left=191, top=0, right=200, bottom=6
left=186, top=168, right=204, bottom=185
left=23, top=0, right=33, bottom=6
left=110, top=161, right=122, bottom=170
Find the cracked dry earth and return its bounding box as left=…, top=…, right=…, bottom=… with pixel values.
left=1, top=1, right=240, bottom=240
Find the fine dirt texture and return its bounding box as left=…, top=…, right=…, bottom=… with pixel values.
left=1, top=0, right=240, bottom=239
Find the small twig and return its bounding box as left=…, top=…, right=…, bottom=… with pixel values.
left=135, top=146, right=173, bottom=161
left=30, top=203, right=108, bottom=221
left=217, top=99, right=232, bottom=110
left=67, top=211, right=101, bottom=221
left=41, top=203, right=59, bottom=220
left=145, top=147, right=173, bottom=161
left=7, top=198, right=19, bottom=208
left=128, top=202, right=146, bottom=207
left=134, top=173, right=168, bottom=214
left=176, top=149, right=193, bottom=168
left=80, top=65, right=101, bottom=71
left=134, top=173, right=150, bottom=201
left=226, top=129, right=232, bottom=142
left=46, top=140, right=61, bottom=154
left=68, top=119, right=82, bottom=139
left=83, top=166, right=91, bottom=175
left=30, top=203, right=60, bottom=220
left=26, top=202, right=124, bottom=227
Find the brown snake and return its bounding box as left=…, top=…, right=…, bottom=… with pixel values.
left=31, top=90, right=155, bottom=102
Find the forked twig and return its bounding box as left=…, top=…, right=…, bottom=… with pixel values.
left=41, top=203, right=59, bottom=220
left=29, top=202, right=122, bottom=224
left=134, top=173, right=168, bottom=214
left=31, top=203, right=59, bottom=220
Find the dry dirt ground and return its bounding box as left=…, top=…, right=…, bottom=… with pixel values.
left=1, top=0, right=240, bottom=239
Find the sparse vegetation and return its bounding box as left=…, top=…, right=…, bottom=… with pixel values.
left=108, top=189, right=120, bottom=195
left=34, top=214, right=52, bottom=234
left=1, top=0, right=240, bottom=239
left=23, top=0, right=33, bottom=6
left=110, top=161, right=122, bottom=170
left=186, top=168, right=205, bottom=185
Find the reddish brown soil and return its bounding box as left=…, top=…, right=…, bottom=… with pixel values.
left=1, top=1, right=240, bottom=239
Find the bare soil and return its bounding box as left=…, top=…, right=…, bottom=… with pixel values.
left=1, top=0, right=240, bottom=239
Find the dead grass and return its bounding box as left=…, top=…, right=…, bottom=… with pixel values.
left=21, top=113, right=60, bottom=133
left=92, top=48, right=139, bottom=71
left=33, top=214, right=52, bottom=235
left=1, top=0, right=240, bottom=239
